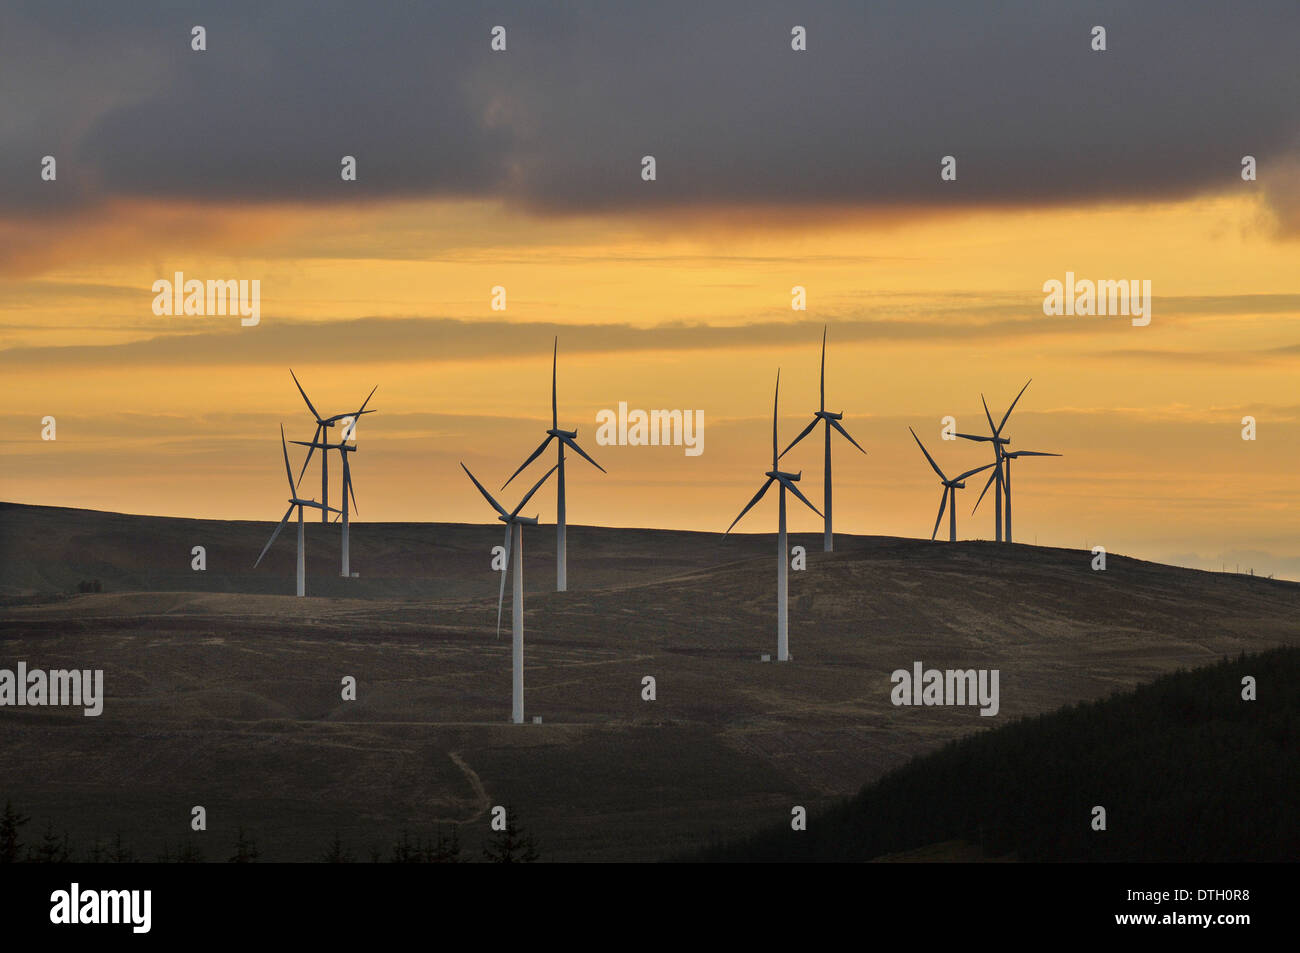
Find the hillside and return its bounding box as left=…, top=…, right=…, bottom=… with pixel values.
left=692, top=648, right=1298, bottom=862
left=1, top=503, right=1297, bottom=861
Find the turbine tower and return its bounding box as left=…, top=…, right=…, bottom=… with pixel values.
left=254, top=425, right=341, bottom=596
left=779, top=326, right=865, bottom=552
left=726, top=370, right=823, bottom=662
left=955, top=379, right=1031, bottom=542
left=289, top=370, right=377, bottom=523
left=972, top=447, right=1061, bottom=543
left=292, top=434, right=360, bottom=577
left=502, top=338, right=605, bottom=592
left=461, top=461, right=559, bottom=724
left=909, top=427, right=994, bottom=542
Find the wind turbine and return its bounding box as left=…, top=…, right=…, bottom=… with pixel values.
left=292, top=434, right=360, bottom=577
left=289, top=370, right=377, bottom=523
left=726, top=370, right=823, bottom=662
left=461, top=461, right=559, bottom=724
left=955, top=379, right=1031, bottom=542
left=254, top=425, right=341, bottom=596
left=909, top=427, right=993, bottom=542
left=502, top=338, right=605, bottom=592
left=778, top=326, right=865, bottom=552
left=972, top=448, right=1061, bottom=543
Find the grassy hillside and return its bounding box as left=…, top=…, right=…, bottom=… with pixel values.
left=693, top=648, right=1297, bottom=862
left=2, top=503, right=1297, bottom=861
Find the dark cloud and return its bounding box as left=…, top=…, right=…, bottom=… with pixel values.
left=1, top=1, right=1297, bottom=221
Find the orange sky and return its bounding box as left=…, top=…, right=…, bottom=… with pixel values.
left=2, top=190, right=1297, bottom=577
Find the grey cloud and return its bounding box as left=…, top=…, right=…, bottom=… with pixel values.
left=1, top=1, right=1297, bottom=221
left=0, top=312, right=1125, bottom=369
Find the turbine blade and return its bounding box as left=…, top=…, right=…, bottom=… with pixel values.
left=772, top=369, right=780, bottom=469
left=344, top=453, right=359, bottom=515
left=1010, top=450, right=1061, bottom=458
left=726, top=477, right=774, bottom=534
left=496, top=523, right=512, bottom=639
left=289, top=369, right=323, bottom=422
left=997, top=379, right=1032, bottom=434
left=819, top=325, right=827, bottom=412
left=559, top=434, right=605, bottom=473
left=932, top=489, right=947, bottom=541
left=279, top=425, right=295, bottom=494
left=501, top=436, right=554, bottom=489
left=909, top=427, right=946, bottom=480
left=295, top=424, right=321, bottom=488
left=970, top=466, right=998, bottom=514
left=778, top=416, right=820, bottom=460
left=323, top=409, right=378, bottom=425
left=981, top=394, right=997, bottom=435
left=955, top=461, right=996, bottom=483
left=781, top=476, right=824, bottom=518
left=954, top=432, right=993, bottom=442
left=356, top=384, right=378, bottom=416
left=460, top=463, right=508, bottom=517
left=828, top=417, right=866, bottom=454
left=254, top=505, right=294, bottom=567
left=552, top=337, right=558, bottom=430
left=511, top=463, right=560, bottom=517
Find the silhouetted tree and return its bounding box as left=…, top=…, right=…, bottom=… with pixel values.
left=157, top=839, right=205, bottom=863
left=107, top=832, right=136, bottom=863
left=322, top=832, right=354, bottom=863
left=1, top=801, right=31, bottom=863
left=29, top=821, right=72, bottom=863
left=228, top=828, right=259, bottom=863
left=425, top=826, right=463, bottom=863
left=389, top=830, right=421, bottom=863
left=483, top=808, right=539, bottom=863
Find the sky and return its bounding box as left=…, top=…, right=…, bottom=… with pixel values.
left=2, top=1, right=1298, bottom=578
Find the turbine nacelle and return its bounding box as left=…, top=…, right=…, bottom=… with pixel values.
left=767, top=469, right=802, bottom=483
left=497, top=513, right=540, bottom=526
left=816, top=410, right=844, bottom=421
left=547, top=427, right=578, bottom=439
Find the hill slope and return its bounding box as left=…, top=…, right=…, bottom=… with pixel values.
left=693, top=648, right=1298, bottom=862
left=1, top=503, right=1297, bottom=860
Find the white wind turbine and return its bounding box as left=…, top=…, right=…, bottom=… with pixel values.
left=909, top=427, right=994, bottom=543
left=726, top=370, right=823, bottom=662
left=254, top=425, right=341, bottom=596
left=779, top=326, right=866, bottom=552
left=461, top=461, right=559, bottom=724
left=289, top=369, right=377, bottom=523
left=955, top=379, right=1030, bottom=542
left=292, top=433, right=360, bottom=577
left=971, top=447, right=1061, bottom=543
left=501, top=338, right=605, bottom=592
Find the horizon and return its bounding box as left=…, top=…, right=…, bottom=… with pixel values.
left=3, top=2, right=1298, bottom=581
left=3, top=498, right=1294, bottom=584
